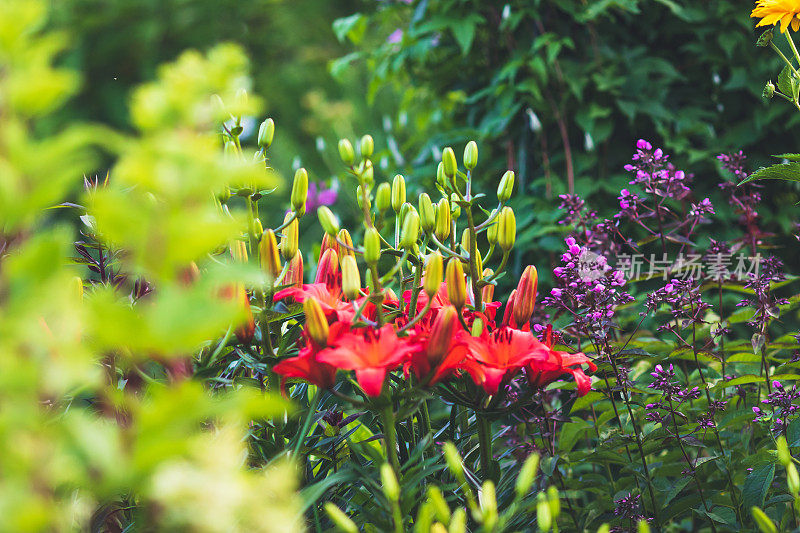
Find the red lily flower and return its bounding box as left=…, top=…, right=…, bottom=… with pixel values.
left=272, top=322, right=351, bottom=392
left=464, top=327, right=550, bottom=394
left=316, top=324, right=422, bottom=397
left=526, top=324, right=597, bottom=396
left=404, top=305, right=471, bottom=384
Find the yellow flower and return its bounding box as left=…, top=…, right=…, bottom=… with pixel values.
left=752, top=0, right=800, bottom=33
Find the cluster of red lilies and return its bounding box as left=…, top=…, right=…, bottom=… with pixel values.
left=272, top=243, right=596, bottom=399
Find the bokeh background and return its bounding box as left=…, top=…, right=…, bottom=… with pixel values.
left=47, top=0, right=800, bottom=288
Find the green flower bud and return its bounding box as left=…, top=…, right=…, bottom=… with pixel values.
left=446, top=259, right=466, bottom=309
left=391, top=174, right=406, bottom=213
left=436, top=161, right=447, bottom=189
left=223, top=140, right=237, bottom=160
left=515, top=453, right=539, bottom=498
left=442, top=146, right=457, bottom=178
left=337, top=229, right=355, bottom=261
left=637, top=520, right=651, bottom=533
left=252, top=217, right=264, bottom=237
left=597, top=526, right=611, bottom=533
left=481, top=481, right=498, bottom=531
left=424, top=252, right=444, bottom=297
left=443, top=442, right=466, bottom=483
left=399, top=202, right=413, bottom=225
left=547, top=486, right=561, bottom=519
left=460, top=228, right=471, bottom=253
left=304, top=297, right=329, bottom=347
left=435, top=198, right=451, bottom=241
left=778, top=436, right=791, bottom=466
left=463, top=140, right=478, bottom=170
left=364, top=227, right=381, bottom=265
left=498, top=206, right=516, bottom=251
left=362, top=160, right=374, bottom=184
left=400, top=210, right=420, bottom=249
left=338, top=139, right=355, bottom=166
left=764, top=81, right=776, bottom=99
left=498, top=170, right=515, bottom=202
left=450, top=509, right=467, bottom=533
left=380, top=463, right=400, bottom=502
left=537, top=493, right=552, bottom=532
left=752, top=506, right=778, bottom=533
left=257, top=117, right=275, bottom=148
left=323, top=503, right=358, bottom=533
left=419, top=193, right=435, bottom=232
left=376, top=182, right=392, bottom=212
left=360, top=134, right=374, bottom=158
left=341, top=255, right=361, bottom=300
left=259, top=229, right=281, bottom=279
left=757, top=28, right=774, bottom=47
left=471, top=317, right=484, bottom=337
left=280, top=213, right=299, bottom=260
left=450, top=193, right=461, bottom=219
left=487, top=219, right=498, bottom=246
left=789, top=463, right=800, bottom=496
left=291, top=168, right=308, bottom=215
left=427, top=486, right=451, bottom=524
left=356, top=185, right=371, bottom=211
left=317, top=206, right=339, bottom=236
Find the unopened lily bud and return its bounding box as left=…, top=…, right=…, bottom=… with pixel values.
left=482, top=269, right=495, bottom=302
left=337, top=228, right=354, bottom=260
left=304, top=297, right=329, bottom=346
left=430, top=524, right=448, bottom=533
left=442, top=146, right=457, bottom=178
left=376, top=182, right=391, bottom=212
left=450, top=509, right=467, bottom=533
left=399, top=201, right=413, bottom=224
left=424, top=252, right=444, bottom=297
left=419, top=193, right=435, bottom=232
left=446, top=259, right=467, bottom=309
left=515, top=453, right=540, bottom=498
left=637, top=520, right=651, bottom=533
left=789, top=463, right=800, bottom=496
left=513, top=265, right=538, bottom=327
left=224, top=139, right=237, bottom=160
left=778, top=436, right=791, bottom=466
left=498, top=170, right=515, bottom=202
left=391, top=174, right=406, bottom=213
left=752, top=507, right=777, bottom=533
left=281, top=215, right=299, bottom=260
left=450, top=193, right=461, bottom=219
left=498, top=206, right=516, bottom=251
left=315, top=248, right=340, bottom=288
left=443, top=442, right=466, bottom=483
left=360, top=134, right=374, bottom=159
left=427, top=486, right=451, bottom=524
left=380, top=463, right=400, bottom=502
left=291, top=168, right=308, bottom=215
left=400, top=210, right=420, bottom=249
left=460, top=228, right=471, bottom=253
left=231, top=239, right=248, bottom=263
left=435, top=198, right=451, bottom=241
left=70, top=276, right=84, bottom=301
left=338, top=139, right=355, bottom=166
left=341, top=255, right=361, bottom=300
left=323, top=503, right=358, bottom=533
left=364, top=227, right=381, bottom=265
left=285, top=251, right=304, bottom=288
left=481, top=481, right=498, bottom=531
left=235, top=286, right=255, bottom=344
left=463, top=141, right=478, bottom=170
left=471, top=317, right=484, bottom=337
left=260, top=229, right=282, bottom=279
left=318, top=206, right=339, bottom=236
left=597, top=525, right=611, bottom=533
left=362, top=160, right=374, bottom=184
left=428, top=306, right=458, bottom=365
left=436, top=162, right=447, bottom=189
left=252, top=218, right=264, bottom=238
left=320, top=233, right=339, bottom=259
left=257, top=118, right=275, bottom=148
left=487, top=218, right=498, bottom=245
left=537, top=493, right=552, bottom=532
left=547, top=486, right=561, bottom=519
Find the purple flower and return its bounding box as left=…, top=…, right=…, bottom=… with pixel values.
left=305, top=181, right=338, bottom=213
left=387, top=29, right=403, bottom=44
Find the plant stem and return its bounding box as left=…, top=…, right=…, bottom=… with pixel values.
left=291, top=388, right=321, bottom=457
left=382, top=405, right=401, bottom=474
left=476, top=413, right=493, bottom=480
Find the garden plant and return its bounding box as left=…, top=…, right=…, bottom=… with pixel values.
left=6, top=0, right=800, bottom=532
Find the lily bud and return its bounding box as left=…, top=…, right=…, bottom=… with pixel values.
left=338, top=138, right=355, bottom=166
left=497, top=170, right=515, bottom=202
left=428, top=306, right=458, bottom=365
left=460, top=228, right=471, bottom=253
left=235, top=286, right=255, bottom=344
left=446, top=259, right=467, bottom=310
left=513, top=265, right=538, bottom=327
left=482, top=268, right=495, bottom=303
left=291, top=168, right=308, bottom=215
left=503, top=289, right=518, bottom=327
left=304, top=297, right=329, bottom=346
left=399, top=201, right=413, bottom=225
left=362, top=160, right=374, bottom=184
left=547, top=486, right=561, bottom=519
left=364, top=227, right=381, bottom=265
left=481, top=481, right=498, bottom=531
left=231, top=239, right=248, bottom=263
left=285, top=251, right=304, bottom=288
left=320, top=233, right=339, bottom=259
left=450, top=509, right=467, bottom=533
left=391, top=174, right=406, bottom=213
left=498, top=206, right=516, bottom=251
left=356, top=185, right=371, bottom=211
left=789, top=463, right=800, bottom=496
left=752, top=507, right=778, bottom=533
left=427, top=486, right=451, bottom=524
left=435, top=198, right=451, bottom=241
left=515, top=453, right=540, bottom=498
left=463, top=140, right=478, bottom=170
left=360, top=134, right=374, bottom=159
left=280, top=214, right=299, bottom=260
left=487, top=216, right=498, bottom=245
left=257, top=118, right=275, bottom=148
left=376, top=182, right=391, bottom=212
left=419, top=193, right=435, bottom=232
left=341, top=255, right=361, bottom=300
left=337, top=228, right=354, bottom=260
left=252, top=218, right=264, bottom=237
left=424, top=252, right=444, bottom=297
left=443, top=442, right=466, bottom=483
left=442, top=146, right=457, bottom=178
left=260, top=229, right=282, bottom=279
left=436, top=161, right=447, bottom=189
left=380, top=463, right=400, bottom=502
left=778, top=436, right=791, bottom=466
left=536, top=493, right=552, bottom=532
left=315, top=248, right=340, bottom=287
left=450, top=193, right=461, bottom=219
left=323, top=503, right=358, bottom=533
left=471, top=317, right=484, bottom=337
left=400, top=209, right=420, bottom=249
left=637, top=520, right=651, bottom=533
left=318, top=206, right=340, bottom=236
